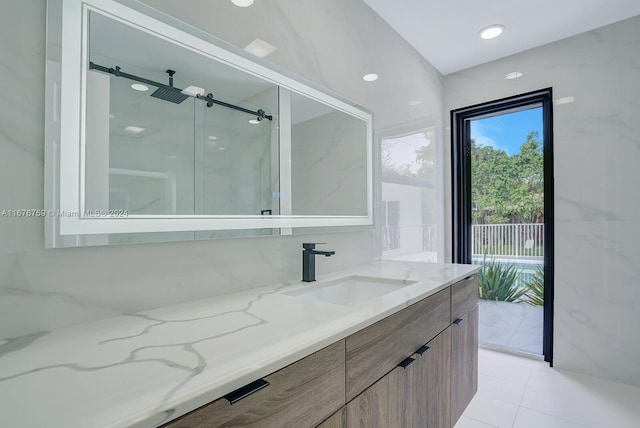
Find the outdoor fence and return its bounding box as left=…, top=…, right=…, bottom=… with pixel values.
left=472, top=223, right=544, bottom=259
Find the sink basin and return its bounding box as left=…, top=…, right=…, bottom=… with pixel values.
left=283, top=275, right=417, bottom=306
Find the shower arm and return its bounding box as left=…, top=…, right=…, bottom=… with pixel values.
left=88, top=62, right=273, bottom=121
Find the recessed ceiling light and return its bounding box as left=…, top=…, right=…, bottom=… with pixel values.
left=479, top=25, right=504, bottom=40
left=505, top=71, right=523, bottom=80
left=408, top=100, right=422, bottom=106
left=363, top=73, right=378, bottom=82
left=231, top=0, right=253, bottom=6
left=131, top=83, right=149, bottom=92
left=244, top=39, right=277, bottom=58
left=249, top=119, right=261, bottom=124
left=124, top=125, right=145, bottom=134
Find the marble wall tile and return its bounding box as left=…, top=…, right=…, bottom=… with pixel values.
left=444, top=16, right=640, bottom=386
left=0, top=0, right=443, bottom=338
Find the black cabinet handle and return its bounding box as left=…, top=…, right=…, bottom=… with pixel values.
left=463, top=275, right=474, bottom=281
left=398, top=357, right=416, bottom=369
left=224, top=378, right=270, bottom=404
left=453, top=318, right=464, bottom=325
left=415, top=345, right=431, bottom=355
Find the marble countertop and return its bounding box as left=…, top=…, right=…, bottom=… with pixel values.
left=0, top=261, right=479, bottom=428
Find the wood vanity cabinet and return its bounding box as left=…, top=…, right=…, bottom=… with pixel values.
left=162, top=340, right=345, bottom=428
left=345, top=288, right=451, bottom=402
left=317, top=407, right=346, bottom=428
left=450, top=275, right=479, bottom=427
left=345, top=327, right=451, bottom=428
left=161, top=275, right=478, bottom=428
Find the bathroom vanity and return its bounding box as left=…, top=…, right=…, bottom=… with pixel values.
left=0, top=261, right=479, bottom=427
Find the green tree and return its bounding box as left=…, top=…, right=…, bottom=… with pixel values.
left=471, top=131, right=543, bottom=224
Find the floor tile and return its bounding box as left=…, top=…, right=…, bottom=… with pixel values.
left=454, top=415, right=499, bottom=428
left=479, top=355, right=533, bottom=385
left=513, top=408, right=588, bottom=428
left=463, top=393, right=520, bottom=428
left=463, top=349, right=640, bottom=428
left=478, top=373, right=527, bottom=405
left=521, top=369, right=640, bottom=428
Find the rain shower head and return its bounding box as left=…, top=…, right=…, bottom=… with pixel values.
left=151, top=69, right=189, bottom=104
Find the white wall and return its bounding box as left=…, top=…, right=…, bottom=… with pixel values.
left=0, top=0, right=443, bottom=339
left=444, top=16, right=640, bottom=387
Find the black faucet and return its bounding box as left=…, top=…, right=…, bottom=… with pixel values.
left=302, top=243, right=335, bottom=282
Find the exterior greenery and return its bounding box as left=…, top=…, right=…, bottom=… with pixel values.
left=477, top=258, right=527, bottom=302
left=524, top=266, right=544, bottom=306
left=471, top=131, right=544, bottom=224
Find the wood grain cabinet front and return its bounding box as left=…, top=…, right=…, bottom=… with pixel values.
left=451, top=305, right=479, bottom=427
left=345, top=288, right=451, bottom=402
left=162, top=340, right=345, bottom=428
left=451, top=274, right=479, bottom=322
left=316, top=407, right=346, bottom=428
left=345, top=327, right=452, bottom=428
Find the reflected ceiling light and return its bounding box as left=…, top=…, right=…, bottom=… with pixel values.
left=554, top=96, right=575, bottom=105
left=249, top=119, right=261, bottom=124
left=479, top=25, right=504, bottom=39
left=218, top=147, right=226, bottom=151
left=505, top=71, right=523, bottom=80
left=231, top=0, right=254, bottom=6
left=408, top=100, right=422, bottom=106
left=124, top=125, right=145, bottom=134
left=165, top=155, right=177, bottom=159
left=109, top=113, right=115, bottom=119
left=362, top=73, right=378, bottom=82
left=208, top=135, right=218, bottom=140
left=181, top=85, right=205, bottom=97
left=244, top=39, right=277, bottom=58
left=131, top=83, right=149, bottom=92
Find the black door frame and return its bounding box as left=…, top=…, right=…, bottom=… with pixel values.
left=451, top=88, right=554, bottom=364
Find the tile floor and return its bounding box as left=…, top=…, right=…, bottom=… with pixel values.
left=479, top=300, right=543, bottom=355
left=454, top=348, right=640, bottom=428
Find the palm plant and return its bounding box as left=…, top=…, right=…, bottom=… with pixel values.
left=477, top=257, right=526, bottom=302
left=524, top=266, right=544, bottom=306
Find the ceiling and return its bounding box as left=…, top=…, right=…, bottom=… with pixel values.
left=363, top=0, right=640, bottom=75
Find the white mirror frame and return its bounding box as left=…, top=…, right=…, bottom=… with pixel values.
left=49, top=0, right=373, bottom=236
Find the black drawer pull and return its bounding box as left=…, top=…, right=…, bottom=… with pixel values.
left=398, top=357, right=416, bottom=369
left=224, top=378, right=270, bottom=404
left=463, top=275, right=474, bottom=281
left=453, top=318, right=464, bottom=325
left=415, top=345, right=431, bottom=355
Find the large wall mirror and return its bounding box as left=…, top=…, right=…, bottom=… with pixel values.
left=45, top=0, right=372, bottom=247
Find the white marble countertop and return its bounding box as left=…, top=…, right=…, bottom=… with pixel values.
left=0, top=261, right=479, bottom=428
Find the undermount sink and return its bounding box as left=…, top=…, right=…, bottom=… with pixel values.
left=283, top=275, right=417, bottom=306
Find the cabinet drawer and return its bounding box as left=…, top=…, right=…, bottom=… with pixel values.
left=451, top=275, right=478, bottom=322
left=163, top=340, right=345, bottom=428
left=345, top=288, right=450, bottom=401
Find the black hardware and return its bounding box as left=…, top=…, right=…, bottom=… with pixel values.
left=88, top=61, right=272, bottom=119
left=398, top=357, right=416, bottom=369
left=453, top=318, right=464, bottom=325
left=261, top=209, right=272, bottom=215
left=415, top=345, right=431, bottom=356
left=463, top=275, right=474, bottom=281
left=223, top=378, right=270, bottom=404
left=302, top=243, right=335, bottom=282
left=196, top=93, right=272, bottom=120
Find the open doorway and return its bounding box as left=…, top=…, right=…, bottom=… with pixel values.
left=451, top=89, right=554, bottom=363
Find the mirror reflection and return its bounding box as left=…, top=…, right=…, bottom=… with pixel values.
left=85, top=11, right=279, bottom=218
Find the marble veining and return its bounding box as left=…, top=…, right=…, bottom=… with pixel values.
left=0, top=261, right=478, bottom=428
left=444, top=15, right=640, bottom=387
